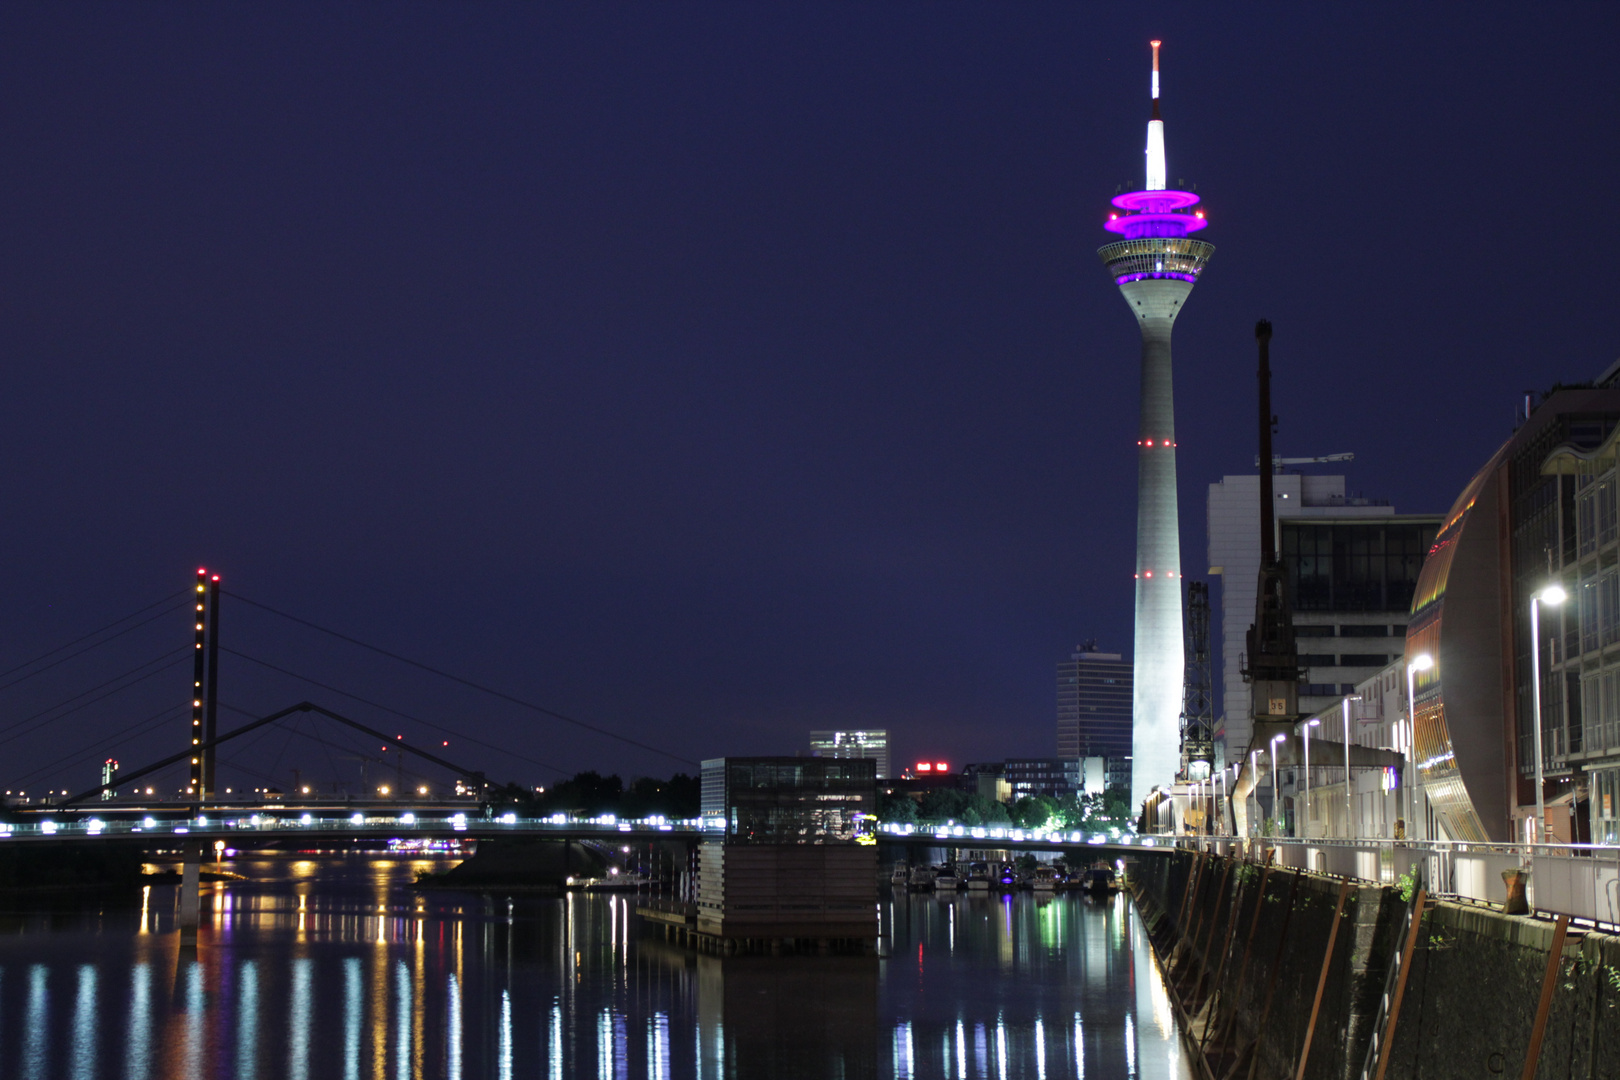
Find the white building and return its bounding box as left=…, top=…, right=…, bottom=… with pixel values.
left=1206, top=472, right=1437, bottom=773
left=808, top=730, right=890, bottom=780
left=1293, top=657, right=1442, bottom=841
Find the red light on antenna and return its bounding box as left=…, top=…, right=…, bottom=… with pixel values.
left=197, top=568, right=207, bottom=575
left=1150, top=39, right=1161, bottom=47
left=211, top=575, right=220, bottom=582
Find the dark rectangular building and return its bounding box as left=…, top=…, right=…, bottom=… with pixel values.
left=1057, top=646, right=1132, bottom=791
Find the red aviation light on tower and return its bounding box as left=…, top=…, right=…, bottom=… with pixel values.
left=916, top=762, right=933, bottom=773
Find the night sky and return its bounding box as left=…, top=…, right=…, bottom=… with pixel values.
left=2, top=4, right=1617, bottom=795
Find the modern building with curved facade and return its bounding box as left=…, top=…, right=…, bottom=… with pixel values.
left=1407, top=383, right=1620, bottom=843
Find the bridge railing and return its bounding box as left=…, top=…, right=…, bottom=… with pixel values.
left=0, top=811, right=705, bottom=842
left=1175, top=835, right=1620, bottom=927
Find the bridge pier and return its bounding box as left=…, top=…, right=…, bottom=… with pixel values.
left=178, top=842, right=201, bottom=934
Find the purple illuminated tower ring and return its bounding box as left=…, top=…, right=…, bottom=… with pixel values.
left=1098, top=40, right=1214, bottom=815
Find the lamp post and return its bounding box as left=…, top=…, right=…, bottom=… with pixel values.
left=1341, top=694, right=1362, bottom=839
left=1528, top=584, right=1567, bottom=845
left=1270, top=733, right=1287, bottom=835
left=1249, top=750, right=1258, bottom=836
left=1405, top=654, right=1434, bottom=840
left=1301, top=718, right=1320, bottom=838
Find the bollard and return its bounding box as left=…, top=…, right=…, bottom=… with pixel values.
left=1501, top=868, right=1529, bottom=915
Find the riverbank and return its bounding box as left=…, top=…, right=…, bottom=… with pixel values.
left=1132, top=847, right=1620, bottom=1080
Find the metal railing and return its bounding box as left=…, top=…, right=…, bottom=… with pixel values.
left=1096, top=237, right=1215, bottom=280
left=0, top=812, right=702, bottom=842
left=1176, top=835, right=1620, bottom=927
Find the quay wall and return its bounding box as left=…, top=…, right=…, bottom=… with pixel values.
left=1133, top=848, right=1620, bottom=1080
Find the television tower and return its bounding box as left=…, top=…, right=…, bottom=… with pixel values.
left=1098, top=40, right=1214, bottom=815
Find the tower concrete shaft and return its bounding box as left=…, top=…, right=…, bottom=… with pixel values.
left=1124, top=276, right=1191, bottom=814
left=1097, top=39, right=1213, bottom=815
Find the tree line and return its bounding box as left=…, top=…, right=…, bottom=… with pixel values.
left=878, top=785, right=1134, bottom=831
left=488, top=771, right=700, bottom=819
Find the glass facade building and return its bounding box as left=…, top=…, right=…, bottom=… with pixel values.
left=1533, top=409, right=1620, bottom=844
left=700, top=757, right=876, bottom=844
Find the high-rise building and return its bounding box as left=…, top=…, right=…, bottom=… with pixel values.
left=1206, top=473, right=1438, bottom=770
left=808, top=730, right=890, bottom=780
left=1098, top=41, right=1214, bottom=812
left=1057, top=646, right=1132, bottom=791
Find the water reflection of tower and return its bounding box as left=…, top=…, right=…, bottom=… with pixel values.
left=1098, top=40, right=1214, bottom=813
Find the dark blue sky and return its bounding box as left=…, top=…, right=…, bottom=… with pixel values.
left=1, top=4, right=1617, bottom=794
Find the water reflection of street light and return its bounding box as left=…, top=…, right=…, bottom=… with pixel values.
left=1529, top=584, right=1567, bottom=844
left=1405, top=654, right=1434, bottom=839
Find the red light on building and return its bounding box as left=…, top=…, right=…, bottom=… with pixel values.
left=916, top=762, right=933, bottom=773
left=935, top=762, right=948, bottom=772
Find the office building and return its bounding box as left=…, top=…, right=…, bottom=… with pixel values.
left=808, top=729, right=890, bottom=780
left=1056, top=645, right=1132, bottom=791
left=1002, top=757, right=1083, bottom=800
left=696, top=757, right=877, bottom=944
left=1207, top=472, right=1437, bottom=772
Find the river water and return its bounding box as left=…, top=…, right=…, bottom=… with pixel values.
left=0, top=854, right=1192, bottom=1079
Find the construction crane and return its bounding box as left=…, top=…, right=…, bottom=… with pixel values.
left=1253, top=451, right=1354, bottom=474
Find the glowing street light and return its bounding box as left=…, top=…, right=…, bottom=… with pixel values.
left=1405, top=654, right=1434, bottom=839
left=1269, top=733, right=1286, bottom=835
left=1341, top=694, right=1362, bottom=839
left=1528, top=584, right=1567, bottom=844
left=1300, top=718, right=1320, bottom=838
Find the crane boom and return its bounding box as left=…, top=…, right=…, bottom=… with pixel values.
left=1253, top=451, right=1354, bottom=471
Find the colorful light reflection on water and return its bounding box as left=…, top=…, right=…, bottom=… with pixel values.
left=0, top=855, right=1190, bottom=1078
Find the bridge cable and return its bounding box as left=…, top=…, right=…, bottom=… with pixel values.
left=215, top=701, right=408, bottom=791
left=0, top=590, right=183, bottom=683
left=7, top=703, right=188, bottom=789
left=225, top=591, right=698, bottom=766
left=221, top=646, right=575, bottom=779
left=0, top=598, right=189, bottom=695
left=0, top=648, right=191, bottom=747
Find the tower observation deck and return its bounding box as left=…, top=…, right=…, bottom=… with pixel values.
left=1098, top=41, right=1214, bottom=815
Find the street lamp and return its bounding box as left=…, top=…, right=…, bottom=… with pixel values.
left=1300, top=718, right=1320, bottom=838
left=1270, top=735, right=1283, bottom=835
left=1529, top=584, right=1567, bottom=845
left=1405, top=654, right=1434, bottom=840
left=1249, top=750, right=1259, bottom=836
left=1342, top=694, right=1362, bottom=839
